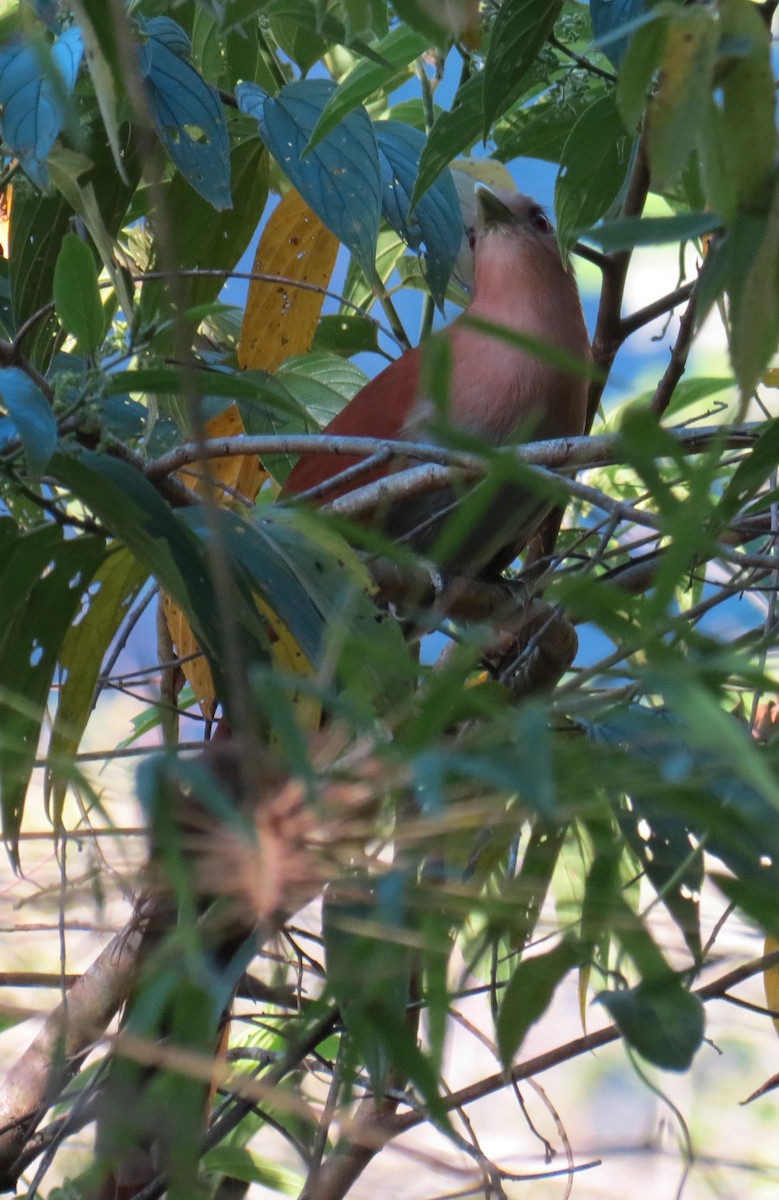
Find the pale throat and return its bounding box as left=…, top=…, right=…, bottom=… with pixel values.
left=470, top=236, right=568, bottom=335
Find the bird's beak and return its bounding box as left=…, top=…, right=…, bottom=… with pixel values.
left=475, top=185, right=516, bottom=228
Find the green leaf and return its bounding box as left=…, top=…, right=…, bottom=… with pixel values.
left=0, top=529, right=107, bottom=859
left=494, top=87, right=601, bottom=165
left=305, top=25, right=428, bottom=153
left=70, top=0, right=129, bottom=183
left=712, top=872, right=779, bottom=939
left=718, top=417, right=779, bottom=525
left=312, top=313, right=381, bottom=357
left=53, top=232, right=106, bottom=353
left=727, top=193, right=779, bottom=397
left=647, top=5, right=719, bottom=191
left=391, top=0, right=449, bottom=44
left=0, top=367, right=57, bottom=476
left=555, top=93, right=633, bottom=256
left=49, top=449, right=272, bottom=713
left=583, top=212, right=721, bottom=252
left=715, top=0, right=776, bottom=217
left=263, top=0, right=389, bottom=65
left=8, top=178, right=70, bottom=371
left=411, top=72, right=483, bottom=209
left=202, top=1147, right=302, bottom=1194
left=618, top=803, right=702, bottom=961
left=599, top=980, right=704, bottom=1071
left=483, top=0, right=562, bottom=136
left=46, top=548, right=149, bottom=827
left=324, top=874, right=413, bottom=1093
left=497, top=938, right=579, bottom=1067
left=616, top=10, right=668, bottom=130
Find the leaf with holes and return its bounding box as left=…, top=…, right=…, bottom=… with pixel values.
left=238, top=79, right=381, bottom=278
left=305, top=25, right=427, bottom=154
left=142, top=22, right=231, bottom=210
left=238, top=187, right=339, bottom=373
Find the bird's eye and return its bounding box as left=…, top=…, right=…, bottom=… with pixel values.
left=467, top=227, right=477, bottom=251
left=529, top=207, right=551, bottom=233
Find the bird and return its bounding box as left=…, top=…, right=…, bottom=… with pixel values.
left=281, top=186, right=591, bottom=580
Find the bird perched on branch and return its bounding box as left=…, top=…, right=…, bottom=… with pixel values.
left=282, top=187, right=591, bottom=579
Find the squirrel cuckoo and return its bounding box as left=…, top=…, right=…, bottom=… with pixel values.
left=282, top=186, right=591, bottom=578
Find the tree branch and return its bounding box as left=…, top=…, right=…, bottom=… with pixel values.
left=650, top=290, right=700, bottom=416
left=587, top=133, right=651, bottom=428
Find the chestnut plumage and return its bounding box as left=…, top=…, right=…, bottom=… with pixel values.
left=282, top=187, right=590, bottom=578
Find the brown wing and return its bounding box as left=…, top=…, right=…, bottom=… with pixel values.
left=281, top=345, right=422, bottom=500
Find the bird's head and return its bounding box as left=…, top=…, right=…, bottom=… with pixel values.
left=470, top=185, right=556, bottom=248
left=466, top=185, right=573, bottom=305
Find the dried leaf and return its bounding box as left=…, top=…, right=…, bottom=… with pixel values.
left=238, top=188, right=339, bottom=373
left=162, top=404, right=265, bottom=720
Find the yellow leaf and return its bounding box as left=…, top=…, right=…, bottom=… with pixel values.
left=163, top=404, right=265, bottom=719
left=452, top=159, right=517, bottom=193
left=578, top=963, right=590, bottom=1033
left=181, top=402, right=266, bottom=503
left=0, top=185, right=11, bottom=259
left=162, top=592, right=217, bottom=721
left=258, top=598, right=322, bottom=733
left=238, top=189, right=339, bottom=372
left=764, top=934, right=779, bottom=1034
left=762, top=368, right=779, bottom=389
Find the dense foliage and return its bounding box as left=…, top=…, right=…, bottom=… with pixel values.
left=1, top=0, right=779, bottom=1196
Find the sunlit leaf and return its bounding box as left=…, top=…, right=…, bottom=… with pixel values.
left=238, top=187, right=339, bottom=373
left=53, top=231, right=105, bottom=353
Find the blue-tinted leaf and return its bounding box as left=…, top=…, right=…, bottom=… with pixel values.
left=238, top=79, right=381, bottom=277
left=0, top=367, right=57, bottom=475
left=375, top=120, right=460, bottom=310
left=143, top=30, right=231, bottom=209
left=590, top=0, right=649, bottom=69
left=0, top=25, right=83, bottom=189
left=33, top=0, right=60, bottom=33
left=143, top=16, right=192, bottom=59
left=599, top=979, right=704, bottom=1070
